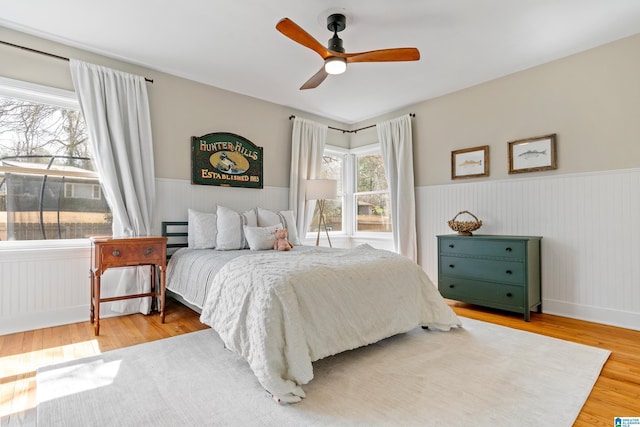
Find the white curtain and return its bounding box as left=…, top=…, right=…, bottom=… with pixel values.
left=377, top=114, right=417, bottom=262
left=289, top=117, right=327, bottom=239
left=70, top=59, right=156, bottom=314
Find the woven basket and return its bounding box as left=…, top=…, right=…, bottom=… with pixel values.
left=447, top=210, right=482, bottom=235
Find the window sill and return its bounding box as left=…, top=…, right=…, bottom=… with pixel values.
left=0, top=238, right=92, bottom=252
left=352, top=232, right=393, bottom=241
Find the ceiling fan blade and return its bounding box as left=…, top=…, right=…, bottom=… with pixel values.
left=300, top=67, right=329, bottom=90
left=276, top=18, right=331, bottom=59
left=344, top=48, right=420, bottom=63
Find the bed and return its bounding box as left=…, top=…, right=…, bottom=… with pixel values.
left=163, top=212, right=461, bottom=403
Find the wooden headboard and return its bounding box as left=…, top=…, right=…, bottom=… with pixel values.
left=161, top=221, right=187, bottom=259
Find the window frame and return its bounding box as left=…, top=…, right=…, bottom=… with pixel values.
left=309, top=143, right=392, bottom=242
left=350, top=143, right=392, bottom=239
left=64, top=182, right=103, bottom=200
left=307, top=145, right=349, bottom=237
left=0, top=76, right=104, bottom=249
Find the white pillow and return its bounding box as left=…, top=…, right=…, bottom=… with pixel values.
left=256, top=208, right=301, bottom=246
left=216, top=206, right=258, bottom=250
left=188, top=209, right=217, bottom=249
left=243, top=223, right=282, bottom=251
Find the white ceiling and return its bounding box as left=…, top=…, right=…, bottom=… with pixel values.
left=2, top=0, right=640, bottom=124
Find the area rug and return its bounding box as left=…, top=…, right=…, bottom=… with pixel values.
left=36, top=317, right=610, bottom=427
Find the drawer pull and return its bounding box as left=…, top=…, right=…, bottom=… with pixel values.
left=506, top=292, right=513, bottom=297
left=448, top=244, right=454, bottom=248
left=145, top=247, right=154, bottom=255
left=506, top=247, right=512, bottom=252
left=449, top=284, right=455, bottom=288
left=448, top=264, right=455, bottom=269
left=111, top=249, right=121, bottom=257
left=505, top=270, right=513, bottom=275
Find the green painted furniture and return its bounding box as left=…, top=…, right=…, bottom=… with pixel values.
left=437, top=234, right=542, bottom=321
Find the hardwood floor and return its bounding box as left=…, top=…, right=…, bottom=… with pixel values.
left=1, top=298, right=638, bottom=426
left=0, top=299, right=209, bottom=426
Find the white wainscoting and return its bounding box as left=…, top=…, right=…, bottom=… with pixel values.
left=417, top=168, right=640, bottom=331
left=0, top=245, right=91, bottom=335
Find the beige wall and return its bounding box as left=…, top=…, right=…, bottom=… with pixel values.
left=0, top=26, right=348, bottom=188
left=351, top=33, right=640, bottom=186
left=2, top=25, right=639, bottom=188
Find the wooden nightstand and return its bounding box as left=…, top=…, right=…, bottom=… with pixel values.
left=90, top=236, right=167, bottom=336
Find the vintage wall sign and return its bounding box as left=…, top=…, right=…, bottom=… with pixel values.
left=191, top=132, right=263, bottom=189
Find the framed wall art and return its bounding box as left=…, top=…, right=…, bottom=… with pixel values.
left=451, top=145, right=489, bottom=180
left=508, top=134, right=557, bottom=174
left=191, top=132, right=263, bottom=188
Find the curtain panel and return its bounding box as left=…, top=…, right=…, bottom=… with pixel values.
left=70, top=59, right=156, bottom=314
left=289, top=117, right=328, bottom=240
left=377, top=114, right=418, bottom=262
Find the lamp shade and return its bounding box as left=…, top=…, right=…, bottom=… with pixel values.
left=305, top=179, right=337, bottom=201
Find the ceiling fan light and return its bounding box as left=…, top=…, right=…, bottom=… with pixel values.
left=324, top=57, right=347, bottom=75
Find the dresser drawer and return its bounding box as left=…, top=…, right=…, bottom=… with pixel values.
left=439, top=237, right=525, bottom=259
left=99, top=241, right=165, bottom=267
left=439, top=277, right=524, bottom=309
left=440, top=255, right=525, bottom=285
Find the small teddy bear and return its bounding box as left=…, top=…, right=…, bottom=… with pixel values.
left=273, top=228, right=293, bottom=251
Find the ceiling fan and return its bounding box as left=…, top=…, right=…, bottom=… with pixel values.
left=276, top=13, right=420, bottom=90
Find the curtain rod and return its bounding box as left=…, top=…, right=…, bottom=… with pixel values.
left=288, top=113, right=415, bottom=134
left=0, top=40, right=154, bottom=84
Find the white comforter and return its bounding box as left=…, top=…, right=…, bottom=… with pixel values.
left=199, top=245, right=461, bottom=403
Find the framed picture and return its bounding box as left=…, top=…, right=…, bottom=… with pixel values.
left=451, top=145, right=489, bottom=180
left=508, top=134, right=557, bottom=174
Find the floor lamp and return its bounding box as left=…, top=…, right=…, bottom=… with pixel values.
left=306, top=179, right=337, bottom=247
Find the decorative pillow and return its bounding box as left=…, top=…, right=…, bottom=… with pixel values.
left=215, top=206, right=258, bottom=250
left=256, top=208, right=301, bottom=246
left=188, top=209, right=217, bottom=249
left=243, top=223, right=282, bottom=251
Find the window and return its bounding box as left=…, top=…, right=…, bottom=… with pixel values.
left=0, top=77, right=111, bottom=242
left=354, top=149, right=391, bottom=233
left=309, top=148, right=344, bottom=233
left=64, top=182, right=102, bottom=200
left=310, top=143, right=391, bottom=238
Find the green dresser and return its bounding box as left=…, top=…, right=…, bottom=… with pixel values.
left=437, top=234, right=542, bottom=321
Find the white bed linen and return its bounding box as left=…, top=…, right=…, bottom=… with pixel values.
left=196, top=244, right=461, bottom=403
left=166, top=247, right=248, bottom=309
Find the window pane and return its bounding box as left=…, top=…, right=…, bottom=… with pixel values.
left=357, top=154, right=387, bottom=192
left=356, top=193, right=391, bottom=232
left=0, top=95, right=112, bottom=241
left=309, top=152, right=343, bottom=233
left=320, top=152, right=342, bottom=192
left=309, top=198, right=342, bottom=233
left=65, top=182, right=98, bottom=199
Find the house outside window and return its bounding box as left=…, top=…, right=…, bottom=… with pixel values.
left=0, top=77, right=111, bottom=243
left=309, top=143, right=391, bottom=239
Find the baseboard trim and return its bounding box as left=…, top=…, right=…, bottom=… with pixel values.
left=543, top=299, right=640, bottom=331
left=0, top=305, right=128, bottom=336
left=0, top=305, right=88, bottom=335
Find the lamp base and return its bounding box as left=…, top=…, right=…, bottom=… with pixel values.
left=315, top=199, right=332, bottom=248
